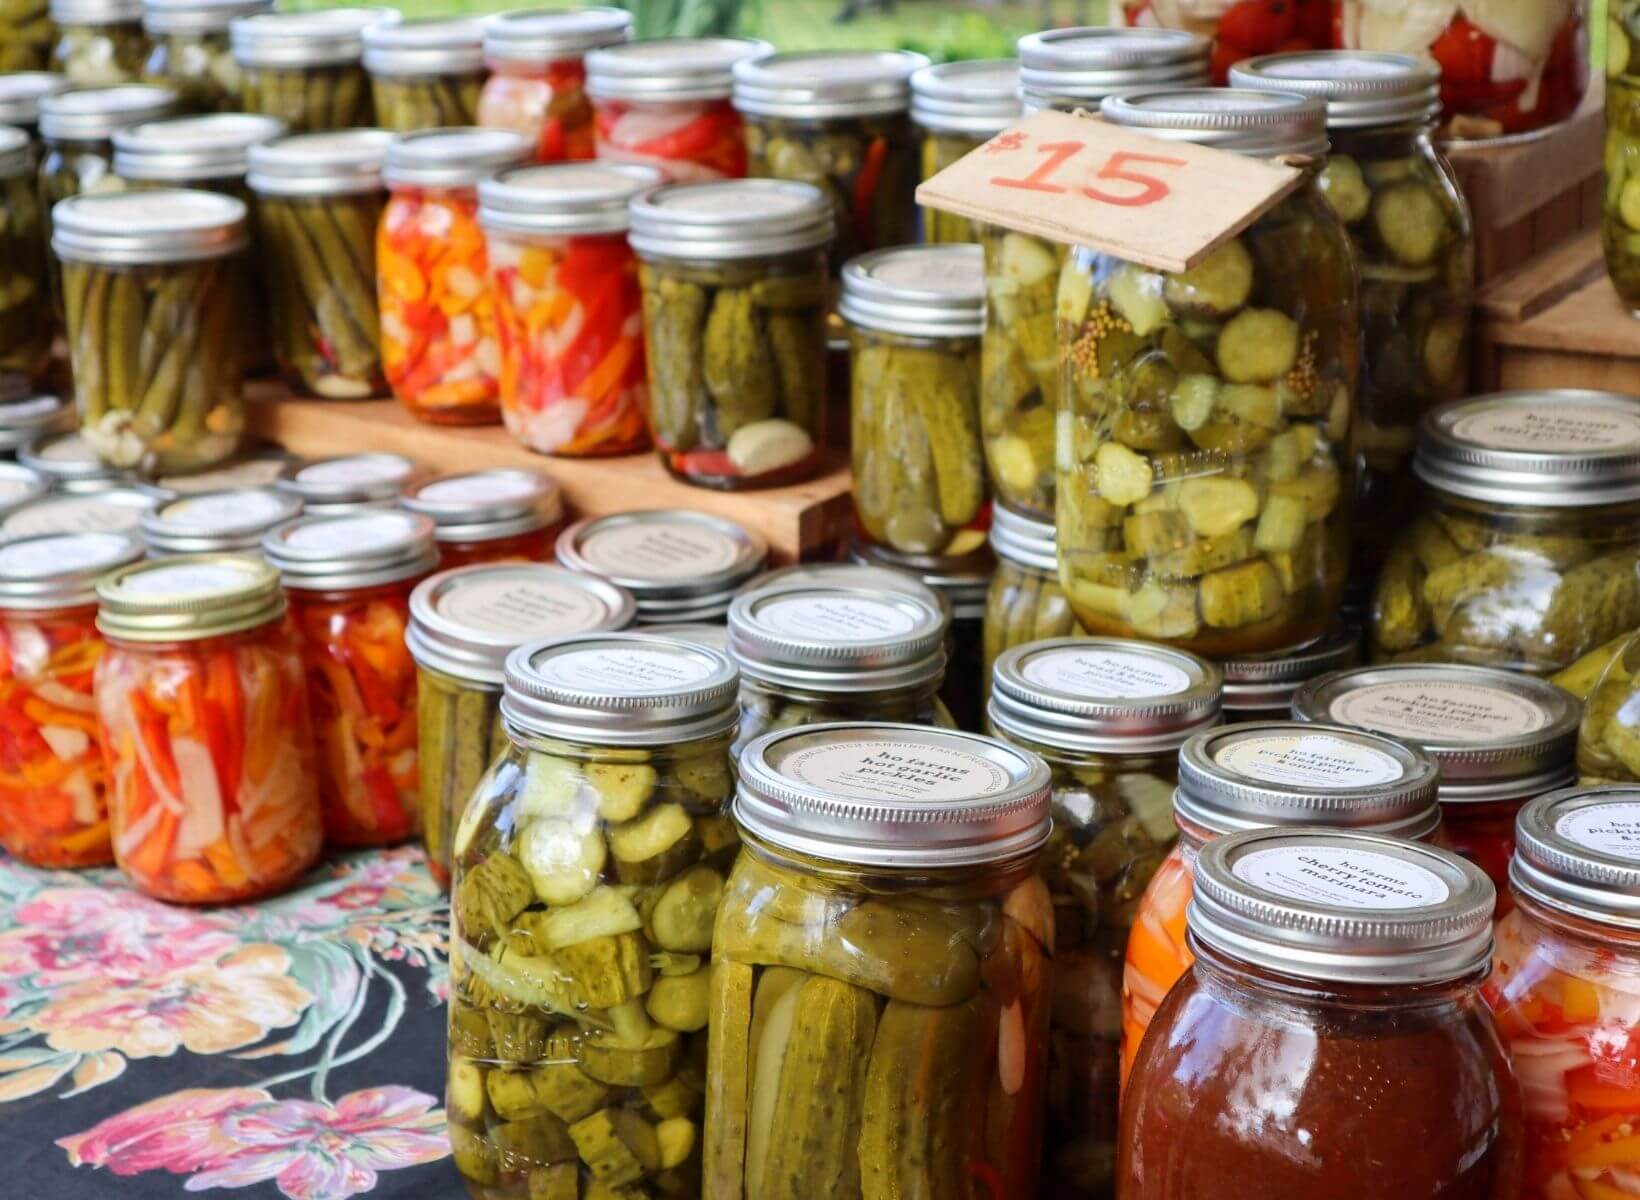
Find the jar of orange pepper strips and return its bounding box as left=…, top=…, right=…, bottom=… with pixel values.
left=94, top=553, right=324, bottom=902
left=275, top=452, right=418, bottom=516
left=262, top=508, right=437, bottom=848
left=399, top=468, right=563, bottom=569
left=0, top=530, right=144, bottom=868
left=475, top=6, right=630, bottom=164
left=477, top=161, right=659, bottom=457
left=378, top=126, right=531, bottom=427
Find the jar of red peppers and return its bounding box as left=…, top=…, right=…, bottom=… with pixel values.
left=556, top=509, right=767, bottom=625
left=0, top=529, right=144, bottom=867
left=476, top=6, right=630, bottom=164
left=139, top=486, right=300, bottom=556
left=477, top=161, right=660, bottom=457
left=2, top=486, right=164, bottom=539
left=274, top=452, right=417, bottom=516
left=586, top=36, right=767, bottom=182
left=909, top=58, right=1020, bottom=245
left=1118, top=0, right=1333, bottom=84
left=93, top=553, right=324, bottom=902
left=379, top=126, right=531, bottom=428
left=399, top=468, right=563, bottom=569
left=1219, top=623, right=1360, bottom=721
left=262, top=508, right=438, bottom=848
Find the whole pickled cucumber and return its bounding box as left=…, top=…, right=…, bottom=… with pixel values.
left=764, top=309, right=824, bottom=434
left=642, top=269, right=707, bottom=451
left=704, top=959, right=754, bottom=1200
left=702, top=288, right=778, bottom=437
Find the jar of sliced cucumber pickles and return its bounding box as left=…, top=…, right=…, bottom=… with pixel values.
left=910, top=58, right=1019, bottom=245
left=1220, top=624, right=1360, bottom=722
left=400, top=469, right=564, bottom=570
left=448, top=632, right=739, bottom=1198
left=0, top=127, right=52, bottom=398
left=362, top=16, right=484, bottom=133
left=0, top=395, right=73, bottom=458
left=275, top=452, right=417, bottom=515
left=51, top=0, right=146, bottom=85
left=230, top=7, right=394, bottom=133
left=984, top=502, right=1086, bottom=689
left=138, top=485, right=299, bottom=554
left=139, top=0, right=270, bottom=113
left=556, top=510, right=766, bottom=625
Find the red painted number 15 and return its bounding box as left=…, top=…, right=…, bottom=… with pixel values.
left=991, top=139, right=1185, bottom=208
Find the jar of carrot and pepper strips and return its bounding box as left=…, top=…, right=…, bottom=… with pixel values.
left=263, top=508, right=438, bottom=848
left=0, top=529, right=144, bottom=868
left=275, top=452, right=418, bottom=516
left=94, top=553, right=324, bottom=903
left=476, top=6, right=630, bottom=164
left=378, top=126, right=531, bottom=427
left=399, top=468, right=563, bottom=569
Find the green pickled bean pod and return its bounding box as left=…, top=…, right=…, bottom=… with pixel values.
left=370, top=72, right=482, bottom=133
left=241, top=62, right=372, bottom=133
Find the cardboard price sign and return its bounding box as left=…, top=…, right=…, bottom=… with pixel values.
left=915, top=109, right=1306, bottom=274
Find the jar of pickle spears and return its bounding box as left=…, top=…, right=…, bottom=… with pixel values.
left=140, top=0, right=270, bottom=113
left=1, top=0, right=52, bottom=68
left=138, top=485, right=299, bottom=555
left=984, top=503, right=1086, bottom=691
left=400, top=468, right=564, bottom=570
left=2, top=485, right=164, bottom=538
left=1220, top=623, right=1359, bottom=722
left=0, top=394, right=73, bottom=459
left=910, top=58, right=1019, bottom=245
left=708, top=721, right=1054, bottom=1200
left=448, top=631, right=739, bottom=1198
left=476, top=6, right=630, bottom=164
left=0, top=126, right=52, bottom=399
left=274, top=452, right=417, bottom=515
left=230, top=7, right=394, bottom=133
left=1607, top=3, right=1640, bottom=313
left=50, top=0, right=147, bottom=85
left=1118, top=0, right=1332, bottom=83
left=362, top=16, right=484, bottom=133
left=0, top=72, right=70, bottom=142
left=557, top=510, right=767, bottom=625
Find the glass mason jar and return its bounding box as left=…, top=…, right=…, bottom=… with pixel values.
left=1119, top=0, right=1332, bottom=82
left=910, top=58, right=1020, bottom=245
left=0, top=529, right=144, bottom=867
left=1607, top=4, right=1640, bottom=313
left=50, top=0, right=147, bottom=85
left=18, top=427, right=137, bottom=492
left=476, top=6, right=629, bottom=164
left=156, top=442, right=290, bottom=493
left=0, top=394, right=74, bottom=460
left=263, top=509, right=437, bottom=848
left=0, top=127, right=53, bottom=399
left=709, top=722, right=1054, bottom=1199
left=1058, top=91, right=1360, bottom=658
left=229, top=7, right=394, bottom=134
left=983, top=503, right=1086, bottom=692
left=1486, top=786, right=1640, bottom=1197
left=478, top=162, right=660, bottom=458
left=400, top=468, right=565, bottom=570
left=274, top=451, right=418, bottom=516
left=1121, top=722, right=1442, bottom=1087
left=987, top=637, right=1221, bottom=1197
left=54, top=188, right=247, bottom=473
left=629, top=179, right=832, bottom=489
left=1372, top=390, right=1640, bottom=674
left=93, top=554, right=324, bottom=902
left=379, top=127, right=531, bottom=427
left=1, top=0, right=52, bottom=69
left=1220, top=622, right=1358, bottom=721
left=985, top=28, right=1211, bottom=522
left=139, top=0, right=270, bottom=114
left=407, top=563, right=634, bottom=889
left=361, top=16, right=483, bottom=133
left=447, top=632, right=739, bottom=1198
left=1122, top=828, right=1519, bottom=1197
left=555, top=509, right=766, bottom=626
left=1, top=485, right=163, bottom=538
left=0, top=71, right=71, bottom=144
left=138, top=485, right=299, bottom=555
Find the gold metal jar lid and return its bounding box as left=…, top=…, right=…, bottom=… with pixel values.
left=97, top=553, right=286, bottom=642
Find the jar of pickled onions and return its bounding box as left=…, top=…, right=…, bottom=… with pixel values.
left=275, top=452, right=417, bottom=516
left=399, top=468, right=563, bottom=569
left=475, top=6, right=629, bottom=163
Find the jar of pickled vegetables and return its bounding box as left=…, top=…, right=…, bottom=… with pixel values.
left=94, top=553, right=324, bottom=902
left=1058, top=89, right=1359, bottom=658
left=987, top=636, right=1221, bottom=1196
left=1122, top=828, right=1517, bottom=1197
left=476, top=6, right=630, bottom=164
left=361, top=16, right=483, bottom=133
left=1118, top=0, right=1333, bottom=83
left=1607, top=3, right=1640, bottom=312
left=629, top=179, right=832, bottom=489
left=1, top=0, right=51, bottom=68
left=0, top=126, right=52, bottom=399
left=379, top=126, right=531, bottom=427
left=910, top=58, right=1020, bottom=245
left=0, top=528, right=144, bottom=867
left=0, top=394, right=73, bottom=459
left=0, top=71, right=70, bottom=141
left=229, top=7, right=394, bottom=134
left=19, top=428, right=135, bottom=491
left=157, top=442, right=290, bottom=494
left=478, top=162, right=659, bottom=458
left=2, top=485, right=164, bottom=538
left=139, top=486, right=299, bottom=555
left=984, top=503, right=1086, bottom=690
left=709, top=721, right=1054, bottom=1200
left=448, top=630, right=739, bottom=1197
left=50, top=0, right=146, bottom=85
left=408, top=562, right=634, bottom=889
left=1220, top=623, right=1359, bottom=721
left=262, top=508, right=437, bottom=848
left=139, top=0, right=270, bottom=113
left=53, top=188, right=247, bottom=474
left=400, top=469, right=564, bottom=570
left=556, top=510, right=767, bottom=625
left=274, top=452, right=417, bottom=515
left=1373, top=391, right=1640, bottom=673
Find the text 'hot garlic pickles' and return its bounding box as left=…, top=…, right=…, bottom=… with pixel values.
left=556, top=510, right=766, bottom=625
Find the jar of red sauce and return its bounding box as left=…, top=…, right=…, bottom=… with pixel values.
left=475, top=6, right=629, bottom=163
left=399, top=468, right=563, bottom=569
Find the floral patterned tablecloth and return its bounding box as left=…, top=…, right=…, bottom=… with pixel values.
left=0, top=847, right=460, bottom=1200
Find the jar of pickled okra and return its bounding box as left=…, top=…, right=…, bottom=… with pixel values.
left=2, top=485, right=164, bottom=537
left=984, top=503, right=1085, bottom=691
left=0, top=126, right=52, bottom=399
left=157, top=443, right=290, bottom=494
left=628, top=179, right=832, bottom=489
left=94, top=554, right=324, bottom=902
left=139, top=486, right=299, bottom=555
left=478, top=162, right=660, bottom=458
left=362, top=16, right=483, bottom=133
left=274, top=452, right=417, bottom=515
left=477, top=6, right=629, bottom=164
left=985, top=636, right=1219, bottom=1195
left=1117, top=0, right=1332, bottom=84
left=910, top=58, right=1019, bottom=245
left=1219, top=623, right=1359, bottom=722
left=1058, top=90, right=1359, bottom=658
left=409, top=562, right=633, bottom=889
left=1608, top=6, right=1640, bottom=312
left=139, top=0, right=270, bottom=113
left=0, top=71, right=70, bottom=142
left=18, top=428, right=135, bottom=491
left=710, top=721, right=1054, bottom=1200
left=50, top=0, right=146, bottom=85
left=263, top=508, right=437, bottom=848
left=229, top=7, right=394, bottom=133
left=448, top=631, right=739, bottom=1196
left=982, top=28, right=1210, bottom=521
left=556, top=510, right=766, bottom=626
left=0, top=395, right=73, bottom=461
left=400, top=469, right=564, bottom=570
left=1, top=0, right=52, bottom=68
left=247, top=128, right=393, bottom=401
left=379, top=126, right=531, bottom=427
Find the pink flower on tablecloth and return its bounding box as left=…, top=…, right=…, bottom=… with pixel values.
left=59, top=1087, right=267, bottom=1176
left=0, top=886, right=238, bottom=990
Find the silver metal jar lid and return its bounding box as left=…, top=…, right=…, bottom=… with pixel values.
left=1102, top=88, right=1330, bottom=159
left=728, top=581, right=948, bottom=692
left=159, top=445, right=294, bottom=493
left=586, top=37, right=771, bottom=103
left=0, top=396, right=74, bottom=456
left=0, top=529, right=145, bottom=610
left=140, top=487, right=301, bottom=554
left=52, top=189, right=247, bottom=265
left=383, top=126, right=530, bottom=190
left=1176, top=721, right=1442, bottom=839
left=50, top=0, right=140, bottom=25
left=408, top=562, right=635, bottom=686
left=3, top=487, right=168, bottom=537
left=96, top=553, right=285, bottom=642
left=735, top=722, right=1052, bottom=869
left=142, top=0, right=271, bottom=36
left=1230, top=51, right=1441, bottom=129
left=399, top=469, right=563, bottom=544
left=0, top=73, right=71, bottom=130
left=748, top=560, right=943, bottom=613
left=247, top=128, right=394, bottom=198
left=18, top=429, right=132, bottom=489
left=38, top=85, right=180, bottom=144
left=628, top=178, right=833, bottom=261
left=732, top=49, right=929, bottom=119
left=1017, top=27, right=1211, bottom=112
left=362, top=17, right=485, bottom=77
left=502, top=632, right=739, bottom=746
left=910, top=59, right=1021, bottom=137
left=1414, top=391, right=1640, bottom=507
left=556, top=510, right=766, bottom=622
left=275, top=453, right=418, bottom=511
left=1190, top=829, right=1494, bottom=985
left=839, top=244, right=984, bottom=339
left=0, top=127, right=30, bottom=178
left=1293, top=664, right=1579, bottom=804
left=1220, top=625, right=1361, bottom=715
left=1513, top=787, right=1640, bottom=928
left=112, top=113, right=286, bottom=183
left=988, top=503, right=1056, bottom=573
left=263, top=510, right=438, bottom=591
left=845, top=538, right=988, bottom=621
left=478, top=162, right=662, bottom=238
left=480, top=7, right=631, bottom=65
left=642, top=621, right=728, bottom=652
left=229, top=8, right=398, bottom=69
left=0, top=462, right=50, bottom=515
